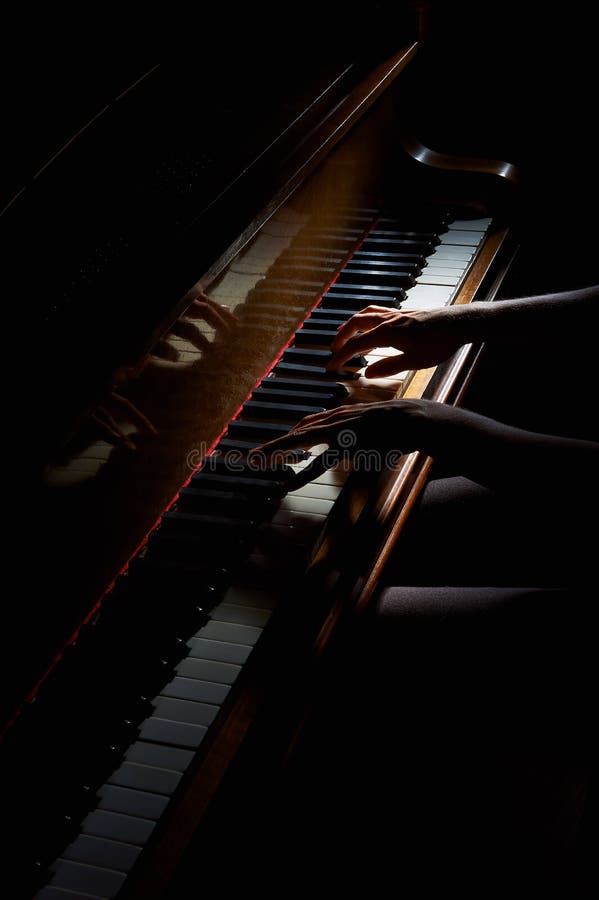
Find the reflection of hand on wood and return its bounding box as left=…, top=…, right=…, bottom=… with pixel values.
left=185, top=293, right=239, bottom=334
left=93, top=391, right=157, bottom=450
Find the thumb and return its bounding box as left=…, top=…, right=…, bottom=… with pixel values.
left=364, top=354, right=412, bottom=378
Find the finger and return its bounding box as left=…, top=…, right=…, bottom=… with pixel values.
left=331, top=308, right=395, bottom=352
left=364, top=354, right=412, bottom=378
left=248, top=425, right=335, bottom=457
left=329, top=322, right=394, bottom=367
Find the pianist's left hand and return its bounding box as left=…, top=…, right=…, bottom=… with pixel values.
left=251, top=398, right=599, bottom=500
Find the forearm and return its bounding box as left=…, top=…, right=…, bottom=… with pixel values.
left=417, top=405, right=599, bottom=499
left=444, top=285, right=599, bottom=346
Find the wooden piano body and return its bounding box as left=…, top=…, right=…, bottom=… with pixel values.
left=2, top=12, right=531, bottom=898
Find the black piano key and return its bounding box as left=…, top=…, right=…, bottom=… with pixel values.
left=227, top=420, right=293, bottom=440
left=369, top=228, right=441, bottom=244
left=217, top=438, right=310, bottom=459
left=242, top=400, right=326, bottom=419
left=273, top=362, right=359, bottom=380
left=302, top=316, right=347, bottom=329
left=146, top=531, right=249, bottom=564
left=361, top=236, right=434, bottom=255
left=294, top=328, right=338, bottom=346
left=198, top=456, right=295, bottom=481
left=338, top=267, right=416, bottom=288
left=321, top=292, right=403, bottom=310
left=350, top=250, right=425, bottom=270
left=251, top=386, right=339, bottom=407
left=177, top=486, right=277, bottom=517
left=127, top=556, right=230, bottom=590
left=282, top=346, right=365, bottom=367
left=190, top=472, right=286, bottom=495
left=259, top=376, right=349, bottom=397
left=308, top=307, right=358, bottom=320
left=159, top=509, right=255, bottom=536
left=326, top=285, right=407, bottom=302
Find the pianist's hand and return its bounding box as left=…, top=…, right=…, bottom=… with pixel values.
left=328, top=305, right=474, bottom=377
left=251, top=398, right=459, bottom=461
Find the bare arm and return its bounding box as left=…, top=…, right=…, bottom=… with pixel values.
left=251, top=399, right=599, bottom=503
left=329, top=285, right=599, bottom=376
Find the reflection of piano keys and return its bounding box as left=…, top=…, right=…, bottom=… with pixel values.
left=27, top=205, right=503, bottom=900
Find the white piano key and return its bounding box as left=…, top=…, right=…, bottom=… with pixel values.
left=416, top=273, right=460, bottom=286
left=439, top=230, right=483, bottom=247
left=449, top=217, right=492, bottom=231
left=428, top=245, right=474, bottom=261
left=422, top=258, right=466, bottom=270
left=420, top=265, right=466, bottom=277
left=81, top=810, right=156, bottom=845
left=97, top=785, right=170, bottom=820
left=280, top=495, right=335, bottom=516
left=314, top=466, right=350, bottom=487
left=197, top=620, right=263, bottom=646
left=35, top=884, right=98, bottom=900
left=124, top=741, right=194, bottom=772
left=271, top=508, right=327, bottom=526
left=61, top=834, right=142, bottom=873
left=222, top=586, right=278, bottom=610
left=36, top=886, right=105, bottom=899
left=210, top=603, right=272, bottom=627
left=176, top=657, right=242, bottom=684
left=152, top=697, right=219, bottom=728
left=138, top=717, right=208, bottom=749
left=186, top=637, right=253, bottom=664
left=161, top=675, right=231, bottom=705
left=286, top=481, right=342, bottom=501
left=402, top=284, right=454, bottom=308
left=108, top=761, right=182, bottom=796
left=49, top=860, right=126, bottom=898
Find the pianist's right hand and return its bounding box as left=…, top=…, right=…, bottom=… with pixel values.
left=328, top=305, right=477, bottom=377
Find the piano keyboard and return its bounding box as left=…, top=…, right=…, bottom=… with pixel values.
left=13, top=206, right=491, bottom=899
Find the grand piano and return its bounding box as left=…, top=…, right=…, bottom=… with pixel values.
left=2, top=6, right=527, bottom=897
